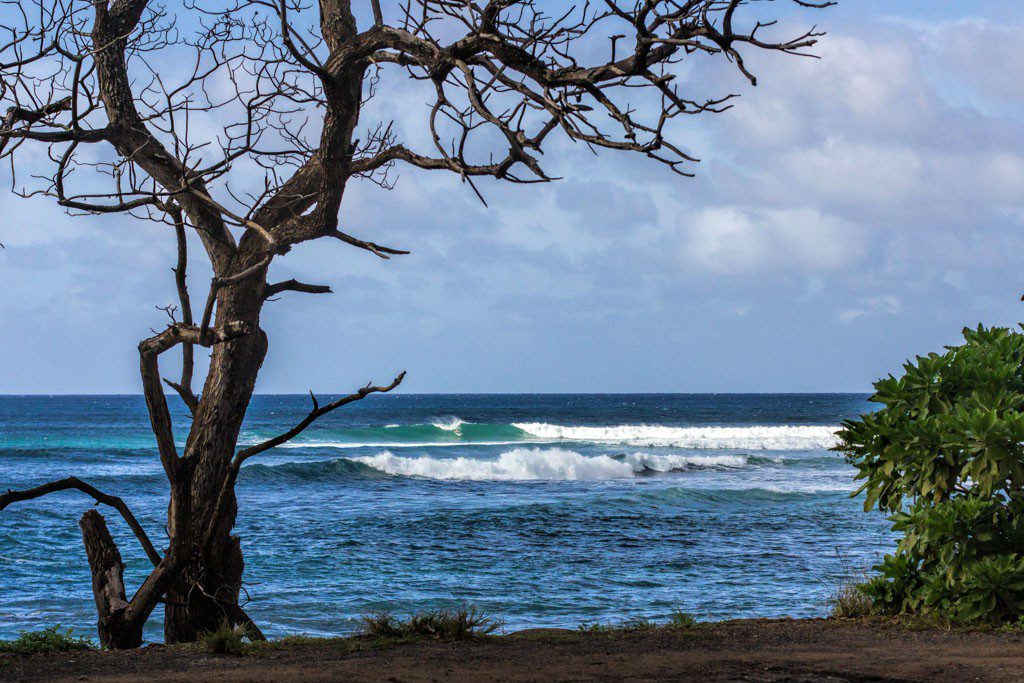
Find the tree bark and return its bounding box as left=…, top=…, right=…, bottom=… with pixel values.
left=163, top=284, right=268, bottom=643
left=80, top=510, right=144, bottom=649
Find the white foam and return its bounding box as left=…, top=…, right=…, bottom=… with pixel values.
left=511, top=423, right=839, bottom=450
left=351, top=448, right=748, bottom=481
left=353, top=448, right=630, bottom=480
left=431, top=417, right=465, bottom=433
left=623, top=452, right=747, bottom=471
left=273, top=440, right=534, bottom=449
left=758, top=483, right=853, bottom=493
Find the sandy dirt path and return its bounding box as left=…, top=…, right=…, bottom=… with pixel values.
left=3, top=618, right=1023, bottom=682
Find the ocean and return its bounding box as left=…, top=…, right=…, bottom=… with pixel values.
left=0, top=393, right=891, bottom=640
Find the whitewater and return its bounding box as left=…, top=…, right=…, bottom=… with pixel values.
left=0, top=393, right=891, bottom=641
left=351, top=448, right=752, bottom=481
left=512, top=423, right=839, bottom=450
left=258, top=422, right=839, bottom=455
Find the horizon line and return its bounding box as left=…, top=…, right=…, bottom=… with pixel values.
left=0, top=391, right=872, bottom=397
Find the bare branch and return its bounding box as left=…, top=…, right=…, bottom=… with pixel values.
left=264, top=279, right=333, bottom=299
left=197, top=257, right=271, bottom=346
left=0, top=97, right=73, bottom=155
left=165, top=203, right=198, bottom=414
left=327, top=229, right=410, bottom=259
left=139, top=320, right=251, bottom=481
left=1, top=477, right=162, bottom=567
left=199, top=370, right=406, bottom=554
left=236, top=371, right=406, bottom=462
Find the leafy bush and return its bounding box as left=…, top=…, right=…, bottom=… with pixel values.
left=0, top=626, right=95, bottom=655
left=837, top=325, right=1024, bottom=624
left=360, top=606, right=499, bottom=640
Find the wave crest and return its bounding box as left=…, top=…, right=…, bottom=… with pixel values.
left=512, top=423, right=838, bottom=450
left=351, top=448, right=747, bottom=481
left=430, top=416, right=466, bottom=434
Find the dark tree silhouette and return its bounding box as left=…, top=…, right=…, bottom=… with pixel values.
left=0, top=0, right=833, bottom=647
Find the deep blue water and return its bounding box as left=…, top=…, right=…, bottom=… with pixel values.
left=0, top=394, right=891, bottom=640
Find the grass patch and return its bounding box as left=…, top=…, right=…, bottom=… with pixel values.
left=199, top=623, right=261, bottom=656
left=272, top=634, right=336, bottom=647
left=202, top=608, right=500, bottom=657
left=360, top=606, right=500, bottom=641
left=579, top=610, right=699, bottom=635
left=668, top=610, right=698, bottom=629
left=0, top=626, right=95, bottom=655
left=621, top=617, right=658, bottom=630
left=829, top=578, right=874, bottom=619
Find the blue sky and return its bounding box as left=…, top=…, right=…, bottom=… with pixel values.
left=2, top=0, right=1023, bottom=394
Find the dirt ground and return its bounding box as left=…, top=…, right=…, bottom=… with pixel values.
left=3, top=618, right=1023, bottom=682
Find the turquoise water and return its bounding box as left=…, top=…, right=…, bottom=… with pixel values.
left=0, top=394, right=891, bottom=640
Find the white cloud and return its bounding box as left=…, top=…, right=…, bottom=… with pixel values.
left=679, top=206, right=860, bottom=275
left=4, top=4, right=1024, bottom=391
left=914, top=18, right=1024, bottom=106
left=839, top=295, right=901, bottom=323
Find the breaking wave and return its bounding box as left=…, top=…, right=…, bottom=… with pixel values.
left=350, top=448, right=748, bottom=481
left=272, top=439, right=533, bottom=449
left=240, top=422, right=840, bottom=453
left=431, top=416, right=465, bottom=434
left=511, top=423, right=839, bottom=450
left=243, top=420, right=525, bottom=449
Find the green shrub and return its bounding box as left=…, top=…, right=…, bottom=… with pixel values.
left=577, top=621, right=614, bottom=634
left=837, top=324, right=1024, bottom=625
left=200, top=623, right=258, bottom=656
left=360, top=606, right=499, bottom=640
left=667, top=610, right=697, bottom=629
left=0, top=626, right=95, bottom=655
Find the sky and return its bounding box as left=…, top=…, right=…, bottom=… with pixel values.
left=2, top=0, right=1023, bottom=394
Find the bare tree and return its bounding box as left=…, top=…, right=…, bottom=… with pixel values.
left=0, top=0, right=833, bottom=648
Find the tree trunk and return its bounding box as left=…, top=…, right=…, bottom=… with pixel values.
left=80, top=510, right=144, bottom=649
left=162, top=538, right=245, bottom=642
left=163, top=285, right=268, bottom=643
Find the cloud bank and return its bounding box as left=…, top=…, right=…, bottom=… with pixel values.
left=1, top=4, right=1021, bottom=392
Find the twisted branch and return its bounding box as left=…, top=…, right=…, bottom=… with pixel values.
left=0, top=478, right=162, bottom=567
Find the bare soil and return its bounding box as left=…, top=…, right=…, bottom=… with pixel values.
left=3, top=618, right=1023, bottom=682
